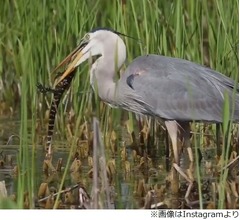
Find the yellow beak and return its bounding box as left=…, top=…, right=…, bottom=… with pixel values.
left=52, top=44, right=84, bottom=86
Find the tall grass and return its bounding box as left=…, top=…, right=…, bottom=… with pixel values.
left=0, top=0, right=238, bottom=209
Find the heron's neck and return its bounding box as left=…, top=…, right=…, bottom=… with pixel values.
left=90, top=36, right=126, bottom=104
left=90, top=57, right=119, bottom=104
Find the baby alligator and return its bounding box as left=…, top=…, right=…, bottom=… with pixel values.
left=37, top=70, right=76, bottom=156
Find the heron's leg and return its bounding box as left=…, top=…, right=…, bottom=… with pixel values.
left=165, top=129, right=170, bottom=172
left=165, top=121, right=179, bottom=164
left=179, top=122, right=193, bottom=162
left=165, top=121, right=179, bottom=194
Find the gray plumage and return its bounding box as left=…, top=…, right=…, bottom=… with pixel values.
left=117, top=54, right=238, bottom=122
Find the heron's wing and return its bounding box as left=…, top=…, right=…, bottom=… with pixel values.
left=120, top=55, right=238, bottom=122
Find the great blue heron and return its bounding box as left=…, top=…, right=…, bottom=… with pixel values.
left=53, top=28, right=238, bottom=191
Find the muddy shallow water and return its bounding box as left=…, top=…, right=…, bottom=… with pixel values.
left=0, top=116, right=239, bottom=209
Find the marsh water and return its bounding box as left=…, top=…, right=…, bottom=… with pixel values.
left=0, top=116, right=164, bottom=208
left=1, top=114, right=238, bottom=209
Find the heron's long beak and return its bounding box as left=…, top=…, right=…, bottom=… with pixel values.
left=53, top=42, right=86, bottom=85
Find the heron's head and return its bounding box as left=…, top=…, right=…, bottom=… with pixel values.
left=54, top=28, right=126, bottom=84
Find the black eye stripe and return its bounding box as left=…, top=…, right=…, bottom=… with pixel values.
left=89, top=27, right=140, bottom=42
left=90, top=27, right=115, bottom=33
